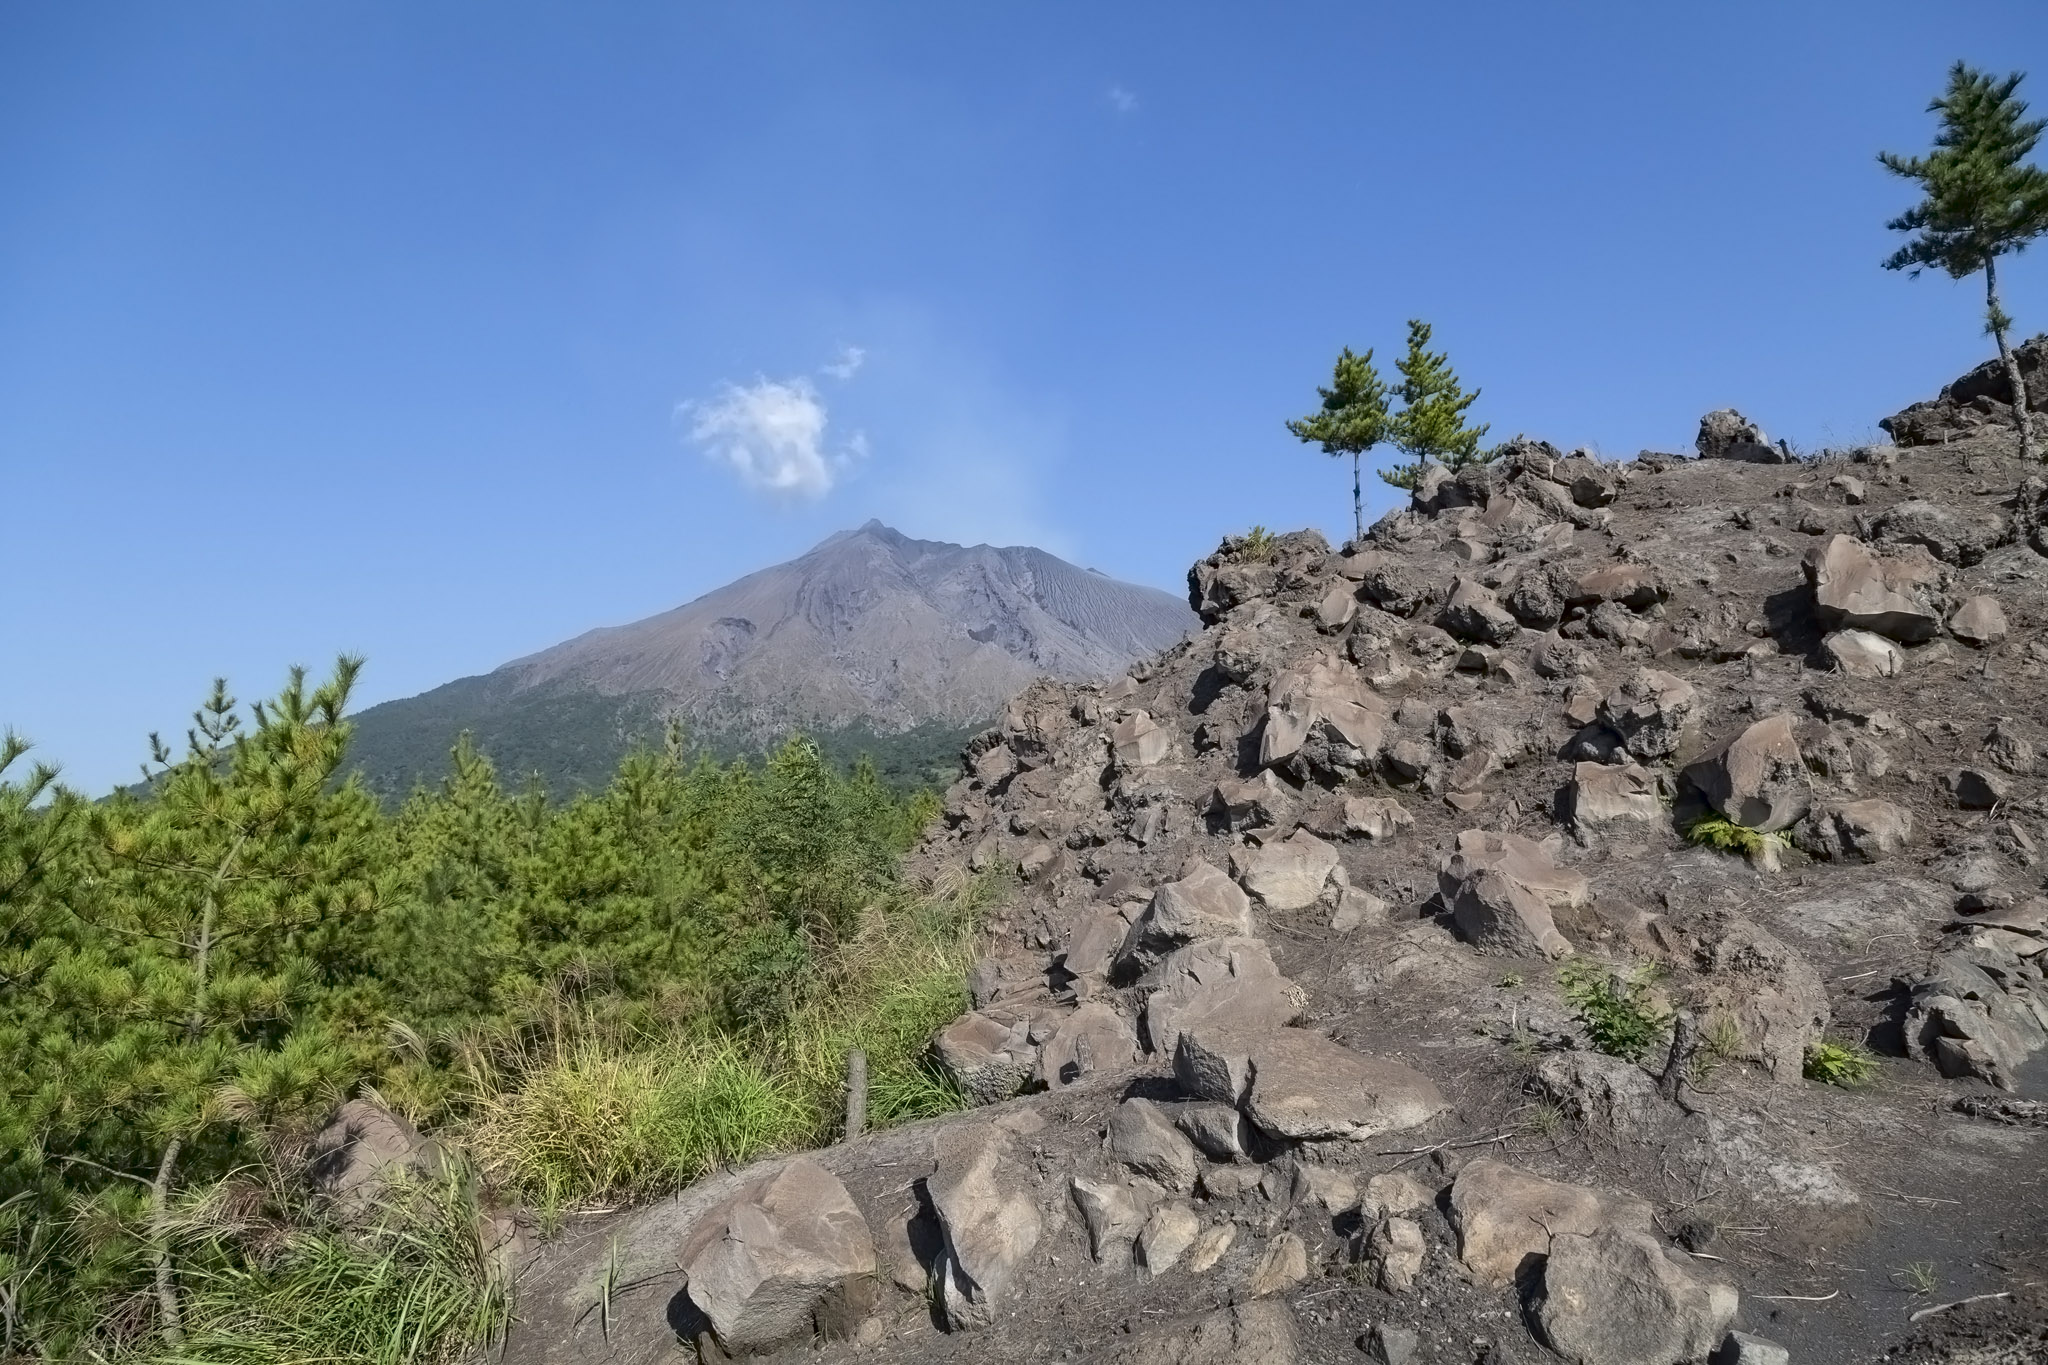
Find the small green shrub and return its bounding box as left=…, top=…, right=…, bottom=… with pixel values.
left=1236, top=525, right=1277, bottom=560
left=1682, top=814, right=1786, bottom=860
left=1557, top=959, right=1673, bottom=1063
left=1803, top=1039, right=1879, bottom=1087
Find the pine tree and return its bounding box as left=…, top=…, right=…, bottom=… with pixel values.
left=1285, top=346, right=1391, bottom=545
left=1881, top=62, right=2048, bottom=461
left=1384, top=319, right=1491, bottom=489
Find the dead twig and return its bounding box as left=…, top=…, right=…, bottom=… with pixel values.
left=1755, top=1289, right=1840, bottom=1303
left=1909, top=1292, right=2011, bottom=1323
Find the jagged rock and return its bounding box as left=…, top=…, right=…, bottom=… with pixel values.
left=1071, top=1176, right=1153, bottom=1264
left=307, top=1099, right=448, bottom=1221
left=1441, top=576, right=1521, bottom=646
left=933, top=1011, right=1036, bottom=1103
left=1950, top=595, right=2010, bottom=647
left=1360, top=1216, right=1426, bottom=1292
left=1448, top=1159, right=1651, bottom=1288
left=1208, top=773, right=1288, bottom=832
left=1330, top=887, right=1388, bottom=933
left=1144, top=937, right=1298, bottom=1057
left=1882, top=334, right=2048, bottom=445
left=1189, top=554, right=1281, bottom=625
left=1258, top=653, right=1391, bottom=776
left=1438, top=829, right=1588, bottom=958
left=1112, top=711, right=1172, bottom=768
left=971, top=743, right=1018, bottom=789
left=929, top=1126, right=1042, bottom=1328
left=1246, top=1231, right=1310, bottom=1297
left=1945, top=766, right=2011, bottom=810
left=1119, top=860, right=1254, bottom=974
left=1175, top=1102, right=1254, bottom=1162
left=1684, top=714, right=1810, bottom=834
left=1904, top=941, right=2048, bottom=1090
left=1110, top=1098, right=1201, bottom=1191
left=1530, top=1052, right=1666, bottom=1140
left=1696, top=409, right=1787, bottom=462
left=1802, top=799, right=1914, bottom=861
left=1231, top=829, right=1342, bottom=912
left=1314, top=581, right=1359, bottom=633
left=1097, top=1300, right=1298, bottom=1365
left=1651, top=910, right=1828, bottom=1083
left=1822, top=628, right=1905, bottom=678
left=1059, top=908, right=1127, bottom=986
left=1871, top=498, right=2004, bottom=568
left=1364, top=1323, right=1421, bottom=1365
left=1985, top=718, right=2037, bottom=774
left=1359, top=1171, right=1435, bottom=1221
left=1568, top=761, right=1663, bottom=826
left=1533, top=1225, right=1738, bottom=1365
left=1804, top=534, right=1944, bottom=643
left=1504, top=564, right=1570, bottom=628
left=1135, top=1201, right=1202, bottom=1275
left=1335, top=795, right=1413, bottom=840
left=1570, top=564, right=1667, bottom=611
left=1597, top=668, right=1700, bottom=761
left=1239, top=1030, right=1448, bottom=1141
left=1036, top=1002, right=1139, bottom=1088
left=680, top=1158, right=877, bottom=1355
left=1185, top=1223, right=1237, bottom=1274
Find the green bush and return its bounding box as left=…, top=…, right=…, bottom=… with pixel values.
left=1804, top=1039, right=1879, bottom=1087
left=1683, top=814, right=1786, bottom=861
left=1557, top=959, right=1674, bottom=1063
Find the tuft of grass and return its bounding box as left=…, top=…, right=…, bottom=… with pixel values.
left=1893, top=1260, right=1939, bottom=1295
left=1235, top=526, right=1277, bottom=561
left=1804, top=1039, right=1879, bottom=1087
left=125, top=1166, right=511, bottom=1365
left=1557, top=959, right=1674, bottom=1063
left=1683, top=814, right=1787, bottom=862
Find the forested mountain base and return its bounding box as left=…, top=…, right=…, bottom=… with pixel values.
left=0, top=670, right=977, bottom=1362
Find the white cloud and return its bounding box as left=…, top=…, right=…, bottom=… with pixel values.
left=1107, top=84, right=1138, bottom=114
left=682, top=376, right=863, bottom=501
left=821, top=345, right=866, bottom=380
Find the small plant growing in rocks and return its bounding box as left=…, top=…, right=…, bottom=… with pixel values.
left=1804, top=1039, right=1880, bottom=1087
left=1235, top=525, right=1277, bottom=560
left=1682, top=813, right=1787, bottom=861
left=1557, top=959, right=1673, bottom=1063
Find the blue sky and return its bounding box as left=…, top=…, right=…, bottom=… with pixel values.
left=5, top=2, right=2046, bottom=793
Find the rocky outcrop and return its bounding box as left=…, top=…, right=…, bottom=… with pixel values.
left=1804, top=534, right=1945, bottom=643
left=927, top=1126, right=1043, bottom=1329
left=1882, top=334, right=2048, bottom=446
left=679, top=1159, right=877, bottom=1354
left=1696, top=408, right=1789, bottom=463
left=1683, top=714, right=1811, bottom=833
left=1532, top=1225, right=1738, bottom=1365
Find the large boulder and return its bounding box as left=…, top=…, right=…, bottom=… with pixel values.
left=1438, top=829, right=1588, bottom=958
left=1949, top=595, right=2010, bottom=647
left=1533, top=1225, right=1738, bottom=1365
left=1597, top=668, right=1700, bottom=762
left=1821, top=628, right=1905, bottom=679
left=1111, top=711, right=1172, bottom=768
left=1903, top=941, right=2048, bottom=1090
left=932, top=1011, right=1036, bottom=1103
left=1238, top=1030, right=1447, bottom=1142
left=1119, top=860, right=1255, bottom=974
left=1440, top=576, right=1522, bottom=646
left=1696, top=408, right=1787, bottom=462
left=1801, top=799, right=1914, bottom=862
left=1142, top=937, right=1299, bottom=1057
left=1257, top=653, right=1391, bottom=776
left=1682, top=714, right=1811, bottom=834
left=1109, top=1098, right=1201, bottom=1191
left=1448, top=1159, right=1651, bottom=1288
left=681, top=1158, right=878, bottom=1354
left=1231, top=830, right=1342, bottom=912
left=927, top=1125, right=1043, bottom=1330
left=1568, top=761, right=1664, bottom=826
left=1651, top=910, right=1828, bottom=1083
left=307, top=1099, right=448, bottom=1221
left=1035, top=1001, right=1139, bottom=1088
left=1804, top=535, right=1944, bottom=643
left=1870, top=498, right=2004, bottom=568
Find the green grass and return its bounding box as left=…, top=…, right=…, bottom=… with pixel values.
left=1683, top=814, right=1787, bottom=861
left=1235, top=525, right=1277, bottom=561
left=1557, top=958, right=1674, bottom=1063
left=1804, top=1039, right=1879, bottom=1087
left=125, top=1169, right=511, bottom=1365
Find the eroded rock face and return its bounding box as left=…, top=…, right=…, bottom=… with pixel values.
left=927, top=1126, right=1043, bottom=1329
left=1448, top=1159, right=1650, bottom=1288
left=1533, top=1225, right=1738, bottom=1365
left=681, top=1159, right=877, bottom=1355
left=1801, top=799, right=1914, bottom=862
left=1653, top=910, right=1828, bottom=1083
left=1683, top=714, right=1811, bottom=833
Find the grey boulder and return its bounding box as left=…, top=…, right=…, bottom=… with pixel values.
left=1533, top=1225, right=1738, bottom=1365
left=1683, top=714, right=1811, bottom=834
left=681, top=1158, right=878, bottom=1354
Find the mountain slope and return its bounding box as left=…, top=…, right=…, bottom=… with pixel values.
left=345, top=522, right=1196, bottom=795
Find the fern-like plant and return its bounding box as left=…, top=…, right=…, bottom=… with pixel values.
left=1557, top=959, right=1673, bottom=1063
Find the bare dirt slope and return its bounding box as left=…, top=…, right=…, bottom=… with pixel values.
left=495, top=380, right=2048, bottom=1365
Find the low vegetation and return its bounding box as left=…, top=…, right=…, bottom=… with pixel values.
left=1682, top=813, right=1787, bottom=862
left=0, top=659, right=971, bottom=1362
left=1804, top=1038, right=1880, bottom=1087
left=1557, top=958, right=1674, bottom=1063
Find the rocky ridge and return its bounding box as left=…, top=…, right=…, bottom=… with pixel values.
left=473, top=370, right=2048, bottom=1365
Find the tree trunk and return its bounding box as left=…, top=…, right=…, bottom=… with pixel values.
left=1986, top=258, right=2037, bottom=462
left=1351, top=452, right=1363, bottom=547
left=150, top=1136, right=185, bottom=1347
